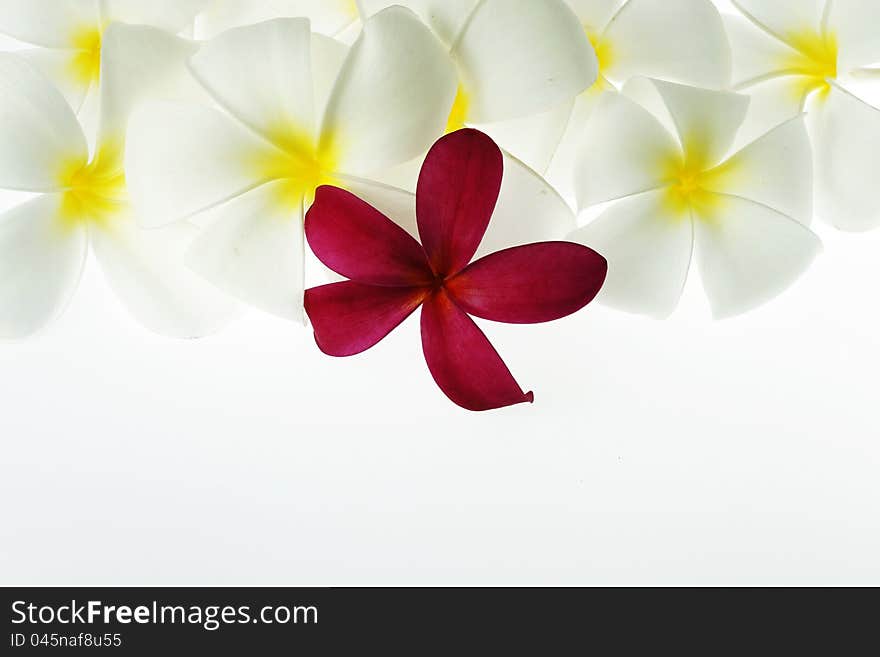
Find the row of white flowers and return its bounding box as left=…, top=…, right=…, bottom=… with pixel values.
left=0, top=0, right=878, bottom=339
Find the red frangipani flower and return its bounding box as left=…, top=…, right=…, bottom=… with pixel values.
left=304, top=129, right=607, bottom=411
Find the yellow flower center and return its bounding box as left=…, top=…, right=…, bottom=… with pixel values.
left=445, top=84, right=471, bottom=134
left=252, top=124, right=341, bottom=209
left=659, top=149, right=739, bottom=221
left=664, top=163, right=712, bottom=216
left=343, top=0, right=360, bottom=17
left=57, top=141, right=127, bottom=229
left=588, top=31, right=613, bottom=75
left=676, top=170, right=701, bottom=196
left=781, top=28, right=839, bottom=102
left=69, top=23, right=106, bottom=86
left=586, top=30, right=615, bottom=94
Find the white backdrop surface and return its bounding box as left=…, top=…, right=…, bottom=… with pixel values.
left=2, top=3, right=879, bottom=585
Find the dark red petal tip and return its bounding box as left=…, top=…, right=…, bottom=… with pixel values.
left=305, top=282, right=428, bottom=357
left=446, top=242, right=608, bottom=324
left=416, top=129, right=504, bottom=277
left=420, top=290, right=533, bottom=412
left=306, top=185, right=433, bottom=287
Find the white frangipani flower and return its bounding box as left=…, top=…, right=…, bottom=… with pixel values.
left=229, top=0, right=594, bottom=245
left=124, top=10, right=452, bottom=322
left=356, top=0, right=602, bottom=241
left=358, top=0, right=732, bottom=199
left=125, top=9, right=576, bottom=321
left=727, top=0, right=880, bottom=231
left=0, top=27, right=236, bottom=340
left=570, top=79, right=821, bottom=319
left=537, top=0, right=732, bottom=199
left=367, top=0, right=598, bottom=128
left=0, top=0, right=208, bottom=114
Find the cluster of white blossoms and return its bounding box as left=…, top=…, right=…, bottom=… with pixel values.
left=1, top=0, right=878, bottom=340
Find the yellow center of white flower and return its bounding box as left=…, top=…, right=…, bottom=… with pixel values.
left=69, top=23, right=106, bottom=87
left=588, top=32, right=613, bottom=72
left=659, top=145, right=739, bottom=220
left=251, top=124, right=341, bottom=209
left=780, top=28, right=839, bottom=103
left=664, top=166, right=711, bottom=215
left=57, top=140, right=127, bottom=229
left=586, top=30, right=615, bottom=93
left=445, top=84, right=471, bottom=133
left=344, top=0, right=360, bottom=17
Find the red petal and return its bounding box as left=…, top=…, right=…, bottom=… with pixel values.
left=305, top=186, right=433, bottom=286
left=445, top=242, right=608, bottom=324
left=420, top=290, right=533, bottom=412
left=305, top=282, right=428, bottom=357
left=416, top=129, right=503, bottom=277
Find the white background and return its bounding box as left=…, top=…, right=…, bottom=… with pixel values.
left=2, top=4, right=880, bottom=586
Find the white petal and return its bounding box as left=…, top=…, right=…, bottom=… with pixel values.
left=694, top=194, right=820, bottom=319
left=188, top=18, right=316, bottom=146
left=620, top=75, right=676, bottom=133
left=195, top=0, right=359, bottom=39
left=321, top=6, right=457, bottom=176
left=77, top=86, right=101, bottom=153
left=0, top=195, right=87, bottom=339
left=103, top=0, right=208, bottom=33
left=811, top=84, right=880, bottom=231
left=99, top=23, right=201, bottom=141
left=125, top=100, right=277, bottom=228
left=569, top=189, right=693, bottom=319
left=0, top=54, right=87, bottom=191
left=730, top=0, right=824, bottom=41
left=566, top=0, right=624, bottom=33
left=0, top=0, right=99, bottom=48
left=17, top=48, right=89, bottom=113
left=603, top=0, right=731, bottom=89
left=332, top=19, right=362, bottom=46
left=724, top=14, right=799, bottom=87
left=827, top=0, right=880, bottom=73
left=472, top=100, right=574, bottom=176
left=339, top=175, right=419, bottom=238
left=476, top=154, right=576, bottom=258
left=363, top=155, right=424, bottom=194
left=644, top=79, right=750, bottom=168
left=574, top=90, right=680, bottom=209
left=730, top=75, right=805, bottom=151
left=452, top=0, right=597, bottom=123
left=90, top=214, right=239, bottom=338
left=360, top=0, right=477, bottom=46
left=545, top=90, right=604, bottom=203
left=0, top=30, right=15, bottom=48
left=310, top=34, right=349, bottom=124
left=704, top=116, right=813, bottom=226
left=414, top=0, right=476, bottom=45
left=186, top=180, right=304, bottom=320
